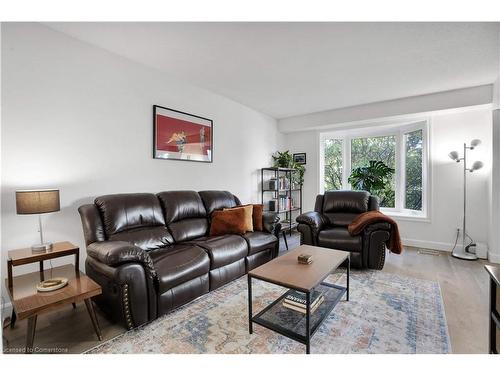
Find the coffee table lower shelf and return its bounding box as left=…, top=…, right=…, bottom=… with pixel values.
left=248, top=279, right=347, bottom=354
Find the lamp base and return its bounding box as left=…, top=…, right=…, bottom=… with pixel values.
left=451, top=250, right=478, bottom=261
left=31, top=242, right=53, bottom=253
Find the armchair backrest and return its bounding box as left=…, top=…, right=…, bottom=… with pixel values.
left=315, top=190, right=379, bottom=226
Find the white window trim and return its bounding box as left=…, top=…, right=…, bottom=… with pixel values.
left=319, top=119, right=431, bottom=221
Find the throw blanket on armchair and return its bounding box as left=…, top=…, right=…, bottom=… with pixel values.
left=348, top=211, right=403, bottom=254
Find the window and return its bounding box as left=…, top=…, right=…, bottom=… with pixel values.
left=320, top=120, right=429, bottom=218
left=324, top=138, right=343, bottom=191
left=351, top=135, right=396, bottom=208
left=404, top=129, right=423, bottom=211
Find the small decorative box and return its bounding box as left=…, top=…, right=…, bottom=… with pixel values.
left=298, top=254, right=313, bottom=264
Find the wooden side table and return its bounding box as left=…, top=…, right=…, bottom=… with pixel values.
left=5, top=242, right=103, bottom=353
left=485, top=265, right=500, bottom=354
left=7, top=241, right=80, bottom=327
left=7, top=241, right=79, bottom=291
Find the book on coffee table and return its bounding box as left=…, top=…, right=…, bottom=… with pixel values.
left=283, top=296, right=324, bottom=314
left=282, top=290, right=324, bottom=314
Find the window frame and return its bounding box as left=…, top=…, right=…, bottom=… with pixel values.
left=319, top=119, right=430, bottom=220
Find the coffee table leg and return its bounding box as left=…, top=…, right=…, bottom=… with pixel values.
left=346, top=256, right=350, bottom=301
left=306, top=291, right=311, bottom=354
left=26, top=315, right=37, bottom=354
left=84, top=299, right=103, bottom=341
left=248, top=274, right=253, bottom=334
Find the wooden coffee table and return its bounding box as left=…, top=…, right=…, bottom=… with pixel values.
left=247, top=245, right=349, bottom=354
left=5, top=264, right=102, bottom=353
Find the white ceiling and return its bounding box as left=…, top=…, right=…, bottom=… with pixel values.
left=45, top=22, right=500, bottom=119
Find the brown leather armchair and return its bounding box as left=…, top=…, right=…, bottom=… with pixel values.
left=296, top=191, right=390, bottom=269
left=79, top=190, right=280, bottom=329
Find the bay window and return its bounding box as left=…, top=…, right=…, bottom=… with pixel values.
left=320, top=120, right=429, bottom=218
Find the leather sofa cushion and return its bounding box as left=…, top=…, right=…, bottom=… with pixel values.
left=157, top=191, right=207, bottom=223
left=199, top=190, right=239, bottom=215
left=95, top=193, right=165, bottom=236
left=188, top=235, right=248, bottom=269
left=149, top=244, right=210, bottom=293
left=323, top=212, right=358, bottom=227
left=158, top=191, right=209, bottom=242
left=241, top=231, right=277, bottom=255
left=317, top=227, right=362, bottom=252
left=109, top=226, right=173, bottom=251
left=168, top=218, right=208, bottom=242
left=323, top=191, right=369, bottom=214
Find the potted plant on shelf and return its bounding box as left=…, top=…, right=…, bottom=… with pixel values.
left=272, top=150, right=305, bottom=187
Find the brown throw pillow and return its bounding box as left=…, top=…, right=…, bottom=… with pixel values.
left=223, top=205, right=254, bottom=232
left=210, top=207, right=247, bottom=236
left=252, top=204, right=264, bottom=231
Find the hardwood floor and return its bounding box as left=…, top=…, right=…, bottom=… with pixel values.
left=2, top=231, right=492, bottom=354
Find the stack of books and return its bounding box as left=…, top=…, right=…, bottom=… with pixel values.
left=282, top=290, right=324, bottom=314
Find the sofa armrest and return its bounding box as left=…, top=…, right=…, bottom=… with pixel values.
left=296, top=212, right=328, bottom=232
left=364, top=222, right=391, bottom=233
left=262, top=212, right=280, bottom=236
left=87, top=241, right=156, bottom=280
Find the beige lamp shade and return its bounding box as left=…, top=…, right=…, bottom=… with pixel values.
left=16, top=189, right=60, bottom=215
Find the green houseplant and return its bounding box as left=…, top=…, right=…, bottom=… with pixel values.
left=272, top=150, right=305, bottom=186
left=348, top=160, right=395, bottom=206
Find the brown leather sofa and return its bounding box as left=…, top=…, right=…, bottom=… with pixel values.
left=296, top=191, right=390, bottom=270
left=78, top=190, right=280, bottom=329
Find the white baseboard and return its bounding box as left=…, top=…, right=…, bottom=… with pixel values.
left=402, top=238, right=498, bottom=262
left=488, top=253, right=500, bottom=264
left=402, top=238, right=459, bottom=252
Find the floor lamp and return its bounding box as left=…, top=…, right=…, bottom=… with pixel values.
left=448, top=139, right=484, bottom=260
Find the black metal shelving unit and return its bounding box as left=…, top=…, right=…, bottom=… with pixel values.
left=261, top=167, right=303, bottom=250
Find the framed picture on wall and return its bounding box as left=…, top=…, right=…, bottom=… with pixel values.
left=153, top=105, right=213, bottom=162
left=293, top=152, right=306, bottom=165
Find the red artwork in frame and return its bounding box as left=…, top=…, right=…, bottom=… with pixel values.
left=153, top=105, right=213, bottom=162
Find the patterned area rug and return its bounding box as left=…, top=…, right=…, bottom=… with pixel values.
left=87, top=270, right=451, bottom=354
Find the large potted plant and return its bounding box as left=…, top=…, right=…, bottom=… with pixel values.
left=348, top=160, right=395, bottom=206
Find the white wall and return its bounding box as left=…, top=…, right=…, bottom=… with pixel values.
left=1, top=23, right=282, bottom=300
left=283, top=107, right=493, bottom=254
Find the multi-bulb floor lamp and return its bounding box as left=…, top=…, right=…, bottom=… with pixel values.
left=448, top=139, right=484, bottom=260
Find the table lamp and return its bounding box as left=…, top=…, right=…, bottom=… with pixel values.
left=16, top=189, right=60, bottom=251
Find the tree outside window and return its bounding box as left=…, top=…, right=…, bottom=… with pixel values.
left=351, top=135, right=396, bottom=208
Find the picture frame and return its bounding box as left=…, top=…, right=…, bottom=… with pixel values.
left=153, top=105, right=213, bottom=162
left=293, top=152, right=306, bottom=165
